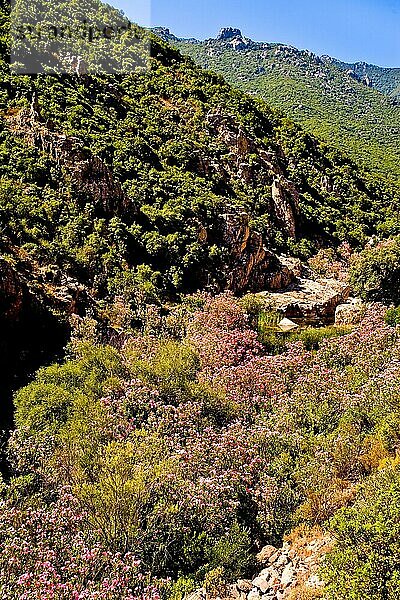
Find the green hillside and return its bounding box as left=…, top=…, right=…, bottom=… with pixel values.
left=162, top=28, right=400, bottom=184
left=2, top=4, right=400, bottom=600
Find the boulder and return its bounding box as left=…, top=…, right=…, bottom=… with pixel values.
left=335, top=298, right=365, bottom=325
left=260, top=277, right=351, bottom=325
left=252, top=576, right=270, bottom=593
left=237, top=580, right=253, bottom=593
left=281, top=564, right=295, bottom=588
left=256, top=545, right=277, bottom=563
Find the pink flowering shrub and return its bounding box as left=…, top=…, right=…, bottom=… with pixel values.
left=6, top=293, right=400, bottom=588
left=0, top=490, right=159, bottom=599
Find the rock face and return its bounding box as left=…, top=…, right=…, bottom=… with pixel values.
left=8, top=108, right=132, bottom=219
left=205, top=111, right=300, bottom=240
left=260, top=277, right=351, bottom=325
left=220, top=214, right=301, bottom=294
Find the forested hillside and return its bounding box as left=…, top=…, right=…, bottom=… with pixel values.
left=1, top=2, right=400, bottom=599
left=161, top=28, right=400, bottom=184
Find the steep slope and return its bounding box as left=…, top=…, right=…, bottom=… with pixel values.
left=329, top=57, right=400, bottom=101
left=159, top=28, right=400, bottom=184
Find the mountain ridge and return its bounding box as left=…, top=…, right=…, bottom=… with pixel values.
left=152, top=26, right=400, bottom=95
left=153, top=26, right=400, bottom=183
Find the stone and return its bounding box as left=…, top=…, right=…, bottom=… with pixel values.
left=267, top=568, right=281, bottom=586
left=217, top=27, right=243, bottom=41
left=247, top=589, right=261, bottom=600
left=335, top=299, right=365, bottom=325
left=260, top=277, right=351, bottom=325
left=271, top=176, right=299, bottom=238
left=229, top=585, right=247, bottom=600
left=237, top=580, right=253, bottom=593
left=281, top=564, right=295, bottom=588
left=256, top=545, right=277, bottom=563
left=268, top=551, right=280, bottom=564
left=274, top=554, right=289, bottom=569
left=278, top=317, right=299, bottom=332
left=251, top=576, right=270, bottom=593
left=220, top=212, right=276, bottom=294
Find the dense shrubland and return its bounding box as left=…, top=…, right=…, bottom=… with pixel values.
left=1, top=1, right=400, bottom=597
left=0, top=0, right=399, bottom=321
left=1, top=294, right=400, bottom=597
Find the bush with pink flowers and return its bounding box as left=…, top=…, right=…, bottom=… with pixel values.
left=3, top=294, right=400, bottom=596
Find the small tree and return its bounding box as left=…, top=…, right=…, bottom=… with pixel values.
left=349, top=237, right=400, bottom=304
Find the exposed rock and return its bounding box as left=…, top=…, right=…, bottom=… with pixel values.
left=260, top=277, right=351, bottom=325
left=8, top=109, right=132, bottom=219
left=247, top=590, right=261, bottom=600
left=221, top=212, right=271, bottom=293
left=220, top=214, right=301, bottom=294
left=252, top=577, right=270, bottom=593
left=280, top=565, right=295, bottom=588
left=217, top=28, right=243, bottom=41
left=237, top=581, right=254, bottom=593
left=271, top=176, right=299, bottom=238
left=189, top=534, right=332, bottom=600
left=257, top=545, right=277, bottom=563
left=335, top=298, right=366, bottom=325
left=205, top=112, right=300, bottom=239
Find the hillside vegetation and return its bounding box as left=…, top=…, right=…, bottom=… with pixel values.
left=1, top=2, right=400, bottom=600
left=164, top=29, right=400, bottom=184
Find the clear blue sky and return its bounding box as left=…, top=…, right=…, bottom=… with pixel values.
left=114, top=0, right=400, bottom=67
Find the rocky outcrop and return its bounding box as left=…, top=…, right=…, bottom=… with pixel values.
left=186, top=535, right=331, bottom=600
left=220, top=214, right=299, bottom=294
left=217, top=28, right=243, bottom=41
left=8, top=109, right=132, bottom=218
left=271, top=177, right=299, bottom=239
left=260, top=277, right=351, bottom=325
left=205, top=112, right=300, bottom=239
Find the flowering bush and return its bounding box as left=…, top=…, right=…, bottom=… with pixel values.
left=0, top=490, right=159, bottom=599
left=6, top=294, right=400, bottom=593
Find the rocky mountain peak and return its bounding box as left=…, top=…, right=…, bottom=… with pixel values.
left=217, top=27, right=243, bottom=41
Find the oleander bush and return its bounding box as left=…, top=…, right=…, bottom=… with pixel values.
left=3, top=294, right=400, bottom=597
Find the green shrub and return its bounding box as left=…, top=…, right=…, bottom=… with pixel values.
left=322, top=467, right=400, bottom=599
left=350, top=237, right=400, bottom=304
left=385, top=306, right=400, bottom=327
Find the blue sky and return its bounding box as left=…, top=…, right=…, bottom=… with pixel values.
left=114, top=0, right=400, bottom=67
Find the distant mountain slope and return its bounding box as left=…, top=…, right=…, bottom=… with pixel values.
left=156, top=27, right=400, bottom=184
left=328, top=58, right=400, bottom=100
